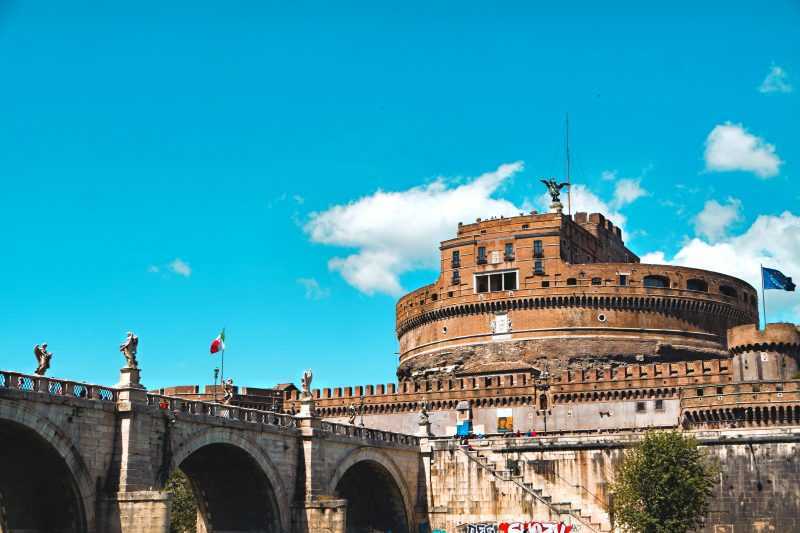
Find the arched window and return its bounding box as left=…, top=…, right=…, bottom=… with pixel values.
left=643, top=275, right=669, bottom=288
left=687, top=279, right=708, bottom=292
left=720, top=285, right=737, bottom=298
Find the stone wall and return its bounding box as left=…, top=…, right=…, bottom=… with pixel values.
left=425, top=430, right=800, bottom=533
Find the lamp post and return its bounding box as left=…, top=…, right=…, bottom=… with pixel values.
left=213, top=367, right=220, bottom=402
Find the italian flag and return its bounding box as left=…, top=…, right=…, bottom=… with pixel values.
left=210, top=329, right=225, bottom=354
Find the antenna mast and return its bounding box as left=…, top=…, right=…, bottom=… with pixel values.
left=565, top=113, right=572, bottom=216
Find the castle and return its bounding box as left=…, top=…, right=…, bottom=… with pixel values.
left=280, top=208, right=797, bottom=440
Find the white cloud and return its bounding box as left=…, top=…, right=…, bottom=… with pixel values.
left=612, top=178, right=647, bottom=209
left=643, top=210, right=800, bottom=322
left=704, top=123, right=782, bottom=178
left=168, top=258, right=192, bottom=277
left=305, top=162, right=525, bottom=296
left=759, top=64, right=793, bottom=94
left=297, top=277, right=331, bottom=300
left=601, top=170, right=617, bottom=181
left=692, top=197, right=742, bottom=242
left=147, top=265, right=160, bottom=273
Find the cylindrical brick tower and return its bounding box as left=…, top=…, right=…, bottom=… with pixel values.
left=396, top=211, right=758, bottom=380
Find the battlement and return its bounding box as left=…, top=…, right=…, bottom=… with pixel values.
left=285, top=359, right=734, bottom=405
left=728, top=322, right=800, bottom=353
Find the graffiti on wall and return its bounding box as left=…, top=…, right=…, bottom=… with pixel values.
left=499, top=522, right=573, bottom=533
left=461, top=524, right=497, bottom=533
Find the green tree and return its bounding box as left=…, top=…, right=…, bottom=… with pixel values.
left=610, top=431, right=717, bottom=533
left=165, top=469, right=198, bottom=533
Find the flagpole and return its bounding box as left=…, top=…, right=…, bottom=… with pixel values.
left=760, top=264, right=768, bottom=329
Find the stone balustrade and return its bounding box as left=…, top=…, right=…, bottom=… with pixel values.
left=146, top=393, right=297, bottom=428
left=0, top=369, right=117, bottom=401
left=319, top=420, right=420, bottom=447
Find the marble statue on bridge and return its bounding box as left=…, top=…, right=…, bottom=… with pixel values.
left=119, top=332, right=139, bottom=369
left=33, top=343, right=52, bottom=376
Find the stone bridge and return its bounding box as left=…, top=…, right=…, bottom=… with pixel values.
left=0, top=369, right=425, bottom=533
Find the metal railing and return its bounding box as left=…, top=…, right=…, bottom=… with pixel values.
left=0, top=370, right=117, bottom=401
left=146, top=394, right=297, bottom=429
left=319, top=420, right=420, bottom=447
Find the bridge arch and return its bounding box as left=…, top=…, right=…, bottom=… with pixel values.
left=0, top=403, right=93, bottom=532
left=327, top=447, right=413, bottom=533
left=169, top=427, right=289, bottom=532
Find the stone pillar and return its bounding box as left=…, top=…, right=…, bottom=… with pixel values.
left=417, top=435, right=435, bottom=533
left=100, top=366, right=171, bottom=533
left=292, top=393, right=348, bottom=533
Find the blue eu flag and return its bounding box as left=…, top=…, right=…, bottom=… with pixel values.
left=762, top=267, right=796, bottom=291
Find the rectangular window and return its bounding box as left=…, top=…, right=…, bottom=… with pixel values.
left=654, top=399, right=664, bottom=411
left=533, top=240, right=544, bottom=258
left=504, top=243, right=514, bottom=261
left=636, top=401, right=646, bottom=413
left=716, top=387, right=724, bottom=396
left=591, top=277, right=602, bottom=285
left=534, top=260, right=544, bottom=275
left=475, top=270, right=518, bottom=293
left=452, top=250, right=460, bottom=268
left=451, top=270, right=460, bottom=285
left=696, top=388, right=704, bottom=396
left=619, top=274, right=628, bottom=286
left=477, top=246, right=487, bottom=265
left=541, top=280, right=550, bottom=288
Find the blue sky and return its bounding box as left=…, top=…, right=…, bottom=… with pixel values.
left=1, top=1, right=798, bottom=390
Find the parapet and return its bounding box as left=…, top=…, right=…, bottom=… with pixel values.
left=727, top=323, right=800, bottom=353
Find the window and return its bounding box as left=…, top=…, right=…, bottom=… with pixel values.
left=687, top=279, right=708, bottom=292
left=716, top=387, right=724, bottom=396
left=654, top=399, right=664, bottom=411
left=566, top=278, right=577, bottom=286
left=447, top=291, right=454, bottom=298
left=720, top=285, right=737, bottom=298
left=451, top=270, right=460, bottom=285
left=636, top=401, right=646, bottom=413
left=533, top=240, right=544, bottom=258
left=534, top=260, right=544, bottom=275
left=431, top=293, right=438, bottom=301
left=475, top=270, right=519, bottom=293
left=619, top=274, right=628, bottom=286
left=696, top=388, right=704, bottom=397
left=643, top=275, right=669, bottom=288
left=504, top=243, right=515, bottom=261
left=452, top=250, right=460, bottom=268
left=477, top=246, right=487, bottom=265
left=541, top=280, right=550, bottom=288
left=591, top=277, right=602, bottom=285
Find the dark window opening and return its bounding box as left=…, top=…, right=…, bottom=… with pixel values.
left=716, top=387, right=724, bottom=396
left=476, top=271, right=518, bottom=293
left=431, top=293, right=438, bottom=301
left=539, top=394, right=548, bottom=411
left=591, top=277, right=602, bottom=285
left=477, top=246, right=487, bottom=265
left=522, top=224, right=529, bottom=229
left=541, top=280, right=550, bottom=288
left=533, top=240, right=544, bottom=258
left=696, top=388, right=704, bottom=397
left=504, top=243, right=514, bottom=261
left=687, top=279, right=708, bottom=292
left=636, top=402, right=646, bottom=413
left=566, top=278, right=577, bottom=286
left=451, top=271, right=460, bottom=285
left=720, top=285, right=737, bottom=298
left=447, top=291, right=454, bottom=297
left=643, top=275, right=669, bottom=288
left=619, top=274, right=628, bottom=286
left=654, top=399, right=664, bottom=411
left=534, top=260, right=544, bottom=275
left=452, top=250, right=460, bottom=268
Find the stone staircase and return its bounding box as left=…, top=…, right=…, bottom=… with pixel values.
left=459, top=448, right=610, bottom=532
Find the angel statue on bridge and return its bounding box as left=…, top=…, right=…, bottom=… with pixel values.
left=119, top=332, right=139, bottom=369
left=301, top=368, right=313, bottom=398
left=33, top=343, right=52, bottom=376
left=222, top=378, right=234, bottom=404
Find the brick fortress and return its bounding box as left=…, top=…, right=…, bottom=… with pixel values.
left=284, top=205, right=799, bottom=438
